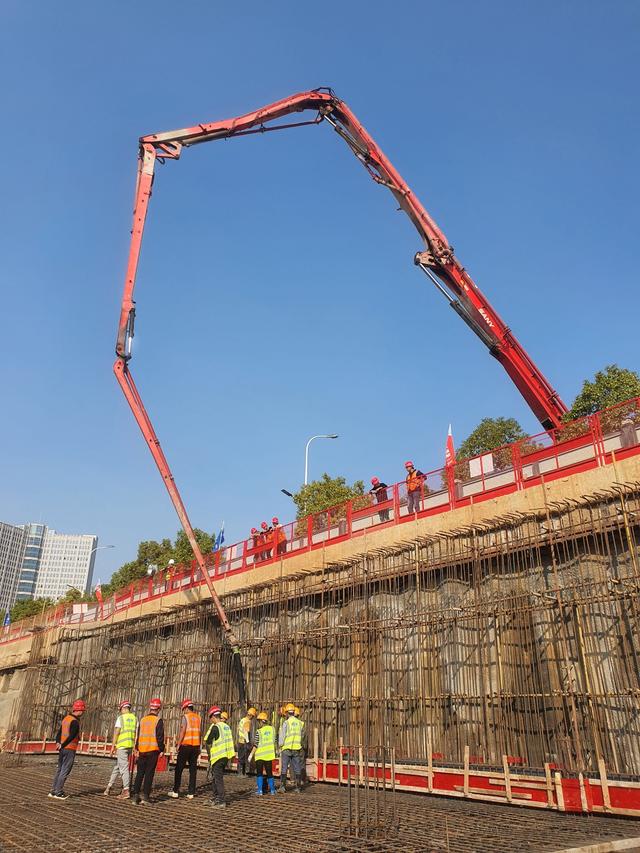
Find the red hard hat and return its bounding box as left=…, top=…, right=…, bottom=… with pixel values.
left=119, top=700, right=132, bottom=710
left=149, top=698, right=162, bottom=709
left=261, top=521, right=268, bottom=529
left=251, top=527, right=258, bottom=534
left=371, top=477, right=379, bottom=485
left=72, top=700, right=86, bottom=713
left=181, top=699, right=193, bottom=711
left=208, top=705, right=221, bottom=717
left=405, top=460, right=414, bottom=468
left=272, top=517, right=279, bottom=524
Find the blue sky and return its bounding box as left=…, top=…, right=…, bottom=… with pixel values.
left=1, top=1, right=638, bottom=585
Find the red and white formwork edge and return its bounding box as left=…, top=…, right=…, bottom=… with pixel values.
left=5, top=734, right=640, bottom=818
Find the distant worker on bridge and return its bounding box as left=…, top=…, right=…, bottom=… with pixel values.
left=405, top=461, right=425, bottom=515
left=49, top=699, right=86, bottom=800
left=168, top=699, right=201, bottom=800
left=204, top=705, right=235, bottom=808
left=131, top=698, right=165, bottom=805
left=272, top=517, right=287, bottom=556
left=104, top=700, right=137, bottom=799
left=260, top=521, right=273, bottom=560
left=369, top=477, right=390, bottom=522
left=250, top=527, right=262, bottom=563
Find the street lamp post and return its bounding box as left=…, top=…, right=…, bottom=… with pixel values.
left=304, top=434, right=339, bottom=485
left=90, top=544, right=115, bottom=558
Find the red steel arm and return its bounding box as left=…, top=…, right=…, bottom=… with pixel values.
left=114, top=88, right=567, bottom=659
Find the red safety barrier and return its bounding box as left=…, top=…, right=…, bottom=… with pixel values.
left=5, top=736, right=640, bottom=817
left=2, top=397, right=639, bottom=646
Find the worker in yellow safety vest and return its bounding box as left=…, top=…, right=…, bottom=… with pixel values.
left=104, top=700, right=137, bottom=799
left=168, top=698, right=201, bottom=800
left=236, top=706, right=257, bottom=775
left=131, top=698, right=165, bottom=805
left=294, top=706, right=309, bottom=788
left=204, top=705, right=235, bottom=808
left=278, top=702, right=304, bottom=793
left=252, top=712, right=277, bottom=796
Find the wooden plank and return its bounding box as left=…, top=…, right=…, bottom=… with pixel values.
left=454, top=785, right=533, bottom=801
left=464, top=745, right=470, bottom=796
left=599, top=758, right=612, bottom=813
left=503, top=754, right=513, bottom=804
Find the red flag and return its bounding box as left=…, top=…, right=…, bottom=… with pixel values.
left=95, top=581, right=103, bottom=607
left=445, top=424, right=455, bottom=467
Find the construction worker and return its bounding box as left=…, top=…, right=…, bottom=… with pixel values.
left=204, top=705, right=235, bottom=808
left=49, top=699, right=86, bottom=800
left=272, top=517, right=287, bottom=555
left=131, top=698, right=165, bottom=805
left=250, top=527, right=262, bottom=563
left=253, top=711, right=277, bottom=795
left=278, top=702, right=304, bottom=793
left=294, top=706, right=309, bottom=787
left=405, top=461, right=425, bottom=515
left=260, top=521, right=273, bottom=560
left=236, top=706, right=257, bottom=775
left=369, top=477, right=390, bottom=522
left=165, top=558, right=176, bottom=585
left=104, top=699, right=137, bottom=799
left=168, top=699, right=201, bottom=800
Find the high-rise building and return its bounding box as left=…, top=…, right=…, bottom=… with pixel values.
left=15, top=523, right=46, bottom=600
left=33, top=529, right=97, bottom=602
left=0, top=522, right=28, bottom=615
left=2, top=522, right=99, bottom=609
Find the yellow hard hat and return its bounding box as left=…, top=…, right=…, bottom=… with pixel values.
left=257, top=711, right=269, bottom=722
left=279, top=705, right=287, bottom=716
left=294, top=706, right=301, bottom=716
left=247, top=707, right=257, bottom=717
left=285, top=702, right=296, bottom=713
left=220, top=711, right=229, bottom=721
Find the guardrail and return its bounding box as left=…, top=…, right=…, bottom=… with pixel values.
left=2, top=397, right=639, bottom=645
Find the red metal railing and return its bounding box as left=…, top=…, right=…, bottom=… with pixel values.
left=2, top=397, right=639, bottom=645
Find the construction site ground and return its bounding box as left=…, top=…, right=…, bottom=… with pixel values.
left=0, top=757, right=639, bottom=853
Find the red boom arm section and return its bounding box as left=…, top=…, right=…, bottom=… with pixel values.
left=114, top=88, right=567, bottom=650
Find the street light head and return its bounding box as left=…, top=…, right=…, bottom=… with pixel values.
left=329, top=434, right=339, bottom=439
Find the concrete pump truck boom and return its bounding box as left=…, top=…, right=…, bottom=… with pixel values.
left=115, top=88, right=567, bottom=701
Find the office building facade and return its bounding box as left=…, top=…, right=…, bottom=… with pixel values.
left=33, top=529, right=97, bottom=602
left=0, top=522, right=28, bottom=615
left=1, top=522, right=98, bottom=611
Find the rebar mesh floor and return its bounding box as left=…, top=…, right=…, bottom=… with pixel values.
left=1, top=757, right=639, bottom=853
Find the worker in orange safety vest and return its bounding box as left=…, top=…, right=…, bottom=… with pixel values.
left=49, top=699, right=86, bottom=800
left=168, top=699, right=201, bottom=800
left=131, top=698, right=165, bottom=805
left=250, top=527, right=262, bottom=563
left=405, top=460, right=425, bottom=515
left=272, top=517, right=287, bottom=556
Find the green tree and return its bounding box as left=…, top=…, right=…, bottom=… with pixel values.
left=57, top=587, right=90, bottom=605
left=292, top=473, right=367, bottom=522
left=101, top=537, right=175, bottom=598
left=458, top=417, right=528, bottom=459
left=10, top=598, right=54, bottom=622
left=565, top=365, right=640, bottom=420
left=173, top=528, right=214, bottom=565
